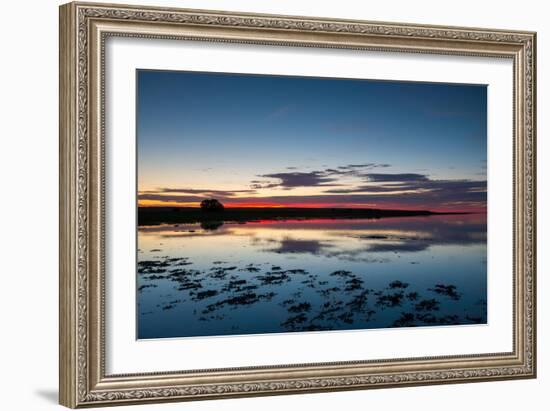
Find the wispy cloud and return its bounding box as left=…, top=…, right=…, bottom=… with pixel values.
left=139, top=194, right=207, bottom=203
left=265, top=104, right=295, bottom=121
left=140, top=188, right=257, bottom=197
left=338, top=163, right=391, bottom=170
left=139, top=164, right=486, bottom=212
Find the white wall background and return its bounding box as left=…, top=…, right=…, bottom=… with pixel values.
left=0, top=0, right=546, bottom=409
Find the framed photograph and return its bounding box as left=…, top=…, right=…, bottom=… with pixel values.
left=59, top=2, right=536, bottom=408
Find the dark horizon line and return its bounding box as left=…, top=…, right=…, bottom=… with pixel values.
left=138, top=205, right=480, bottom=214
left=137, top=206, right=482, bottom=226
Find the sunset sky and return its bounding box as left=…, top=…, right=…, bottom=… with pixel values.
left=137, top=70, right=487, bottom=212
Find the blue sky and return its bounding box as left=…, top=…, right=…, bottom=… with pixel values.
left=137, top=70, right=487, bottom=211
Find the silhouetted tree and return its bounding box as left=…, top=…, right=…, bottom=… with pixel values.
left=200, top=199, right=224, bottom=211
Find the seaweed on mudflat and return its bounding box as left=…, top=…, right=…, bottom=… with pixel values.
left=428, top=284, right=461, bottom=300
left=204, top=291, right=276, bottom=313
left=346, top=290, right=370, bottom=311
left=221, top=292, right=260, bottom=306
left=392, top=312, right=416, bottom=327
left=414, top=298, right=440, bottom=311
left=194, top=289, right=219, bottom=300
left=287, top=269, right=308, bottom=275
left=388, top=280, right=409, bottom=289
left=175, top=280, right=203, bottom=291
left=235, top=284, right=259, bottom=292
left=280, top=313, right=308, bottom=329
left=329, top=270, right=355, bottom=278
left=287, top=302, right=312, bottom=313
left=209, top=268, right=233, bottom=279
left=138, top=259, right=170, bottom=274
left=256, top=272, right=290, bottom=285
left=344, top=277, right=364, bottom=291
left=138, top=284, right=157, bottom=292
left=338, top=311, right=354, bottom=324
left=317, top=286, right=341, bottom=297
left=139, top=268, right=167, bottom=275
left=300, top=278, right=317, bottom=288
left=221, top=278, right=259, bottom=293
left=312, top=303, right=342, bottom=322
left=376, top=291, right=404, bottom=308
left=169, top=268, right=202, bottom=277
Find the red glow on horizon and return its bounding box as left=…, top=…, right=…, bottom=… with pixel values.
left=138, top=199, right=486, bottom=214
left=224, top=202, right=486, bottom=214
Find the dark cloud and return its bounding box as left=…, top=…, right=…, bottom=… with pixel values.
left=249, top=182, right=281, bottom=190
left=366, top=173, right=429, bottom=182
left=321, top=173, right=486, bottom=208
left=139, top=187, right=258, bottom=203
left=325, top=178, right=485, bottom=194
left=258, top=171, right=338, bottom=189
left=253, top=164, right=394, bottom=189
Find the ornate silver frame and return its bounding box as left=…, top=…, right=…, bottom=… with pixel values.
left=59, top=2, right=536, bottom=408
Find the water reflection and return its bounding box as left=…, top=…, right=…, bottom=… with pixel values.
left=137, top=214, right=487, bottom=339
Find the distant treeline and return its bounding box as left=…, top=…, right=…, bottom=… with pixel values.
left=138, top=207, right=465, bottom=226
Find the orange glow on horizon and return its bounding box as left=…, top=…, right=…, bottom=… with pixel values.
left=139, top=199, right=198, bottom=208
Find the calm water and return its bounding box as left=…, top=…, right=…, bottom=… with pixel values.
left=137, top=214, right=487, bottom=339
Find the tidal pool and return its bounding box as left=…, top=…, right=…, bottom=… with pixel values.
left=137, top=214, right=487, bottom=339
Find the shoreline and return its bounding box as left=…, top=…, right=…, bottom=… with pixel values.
left=138, top=206, right=472, bottom=226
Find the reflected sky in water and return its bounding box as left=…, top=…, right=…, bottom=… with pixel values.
left=137, top=214, right=487, bottom=339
